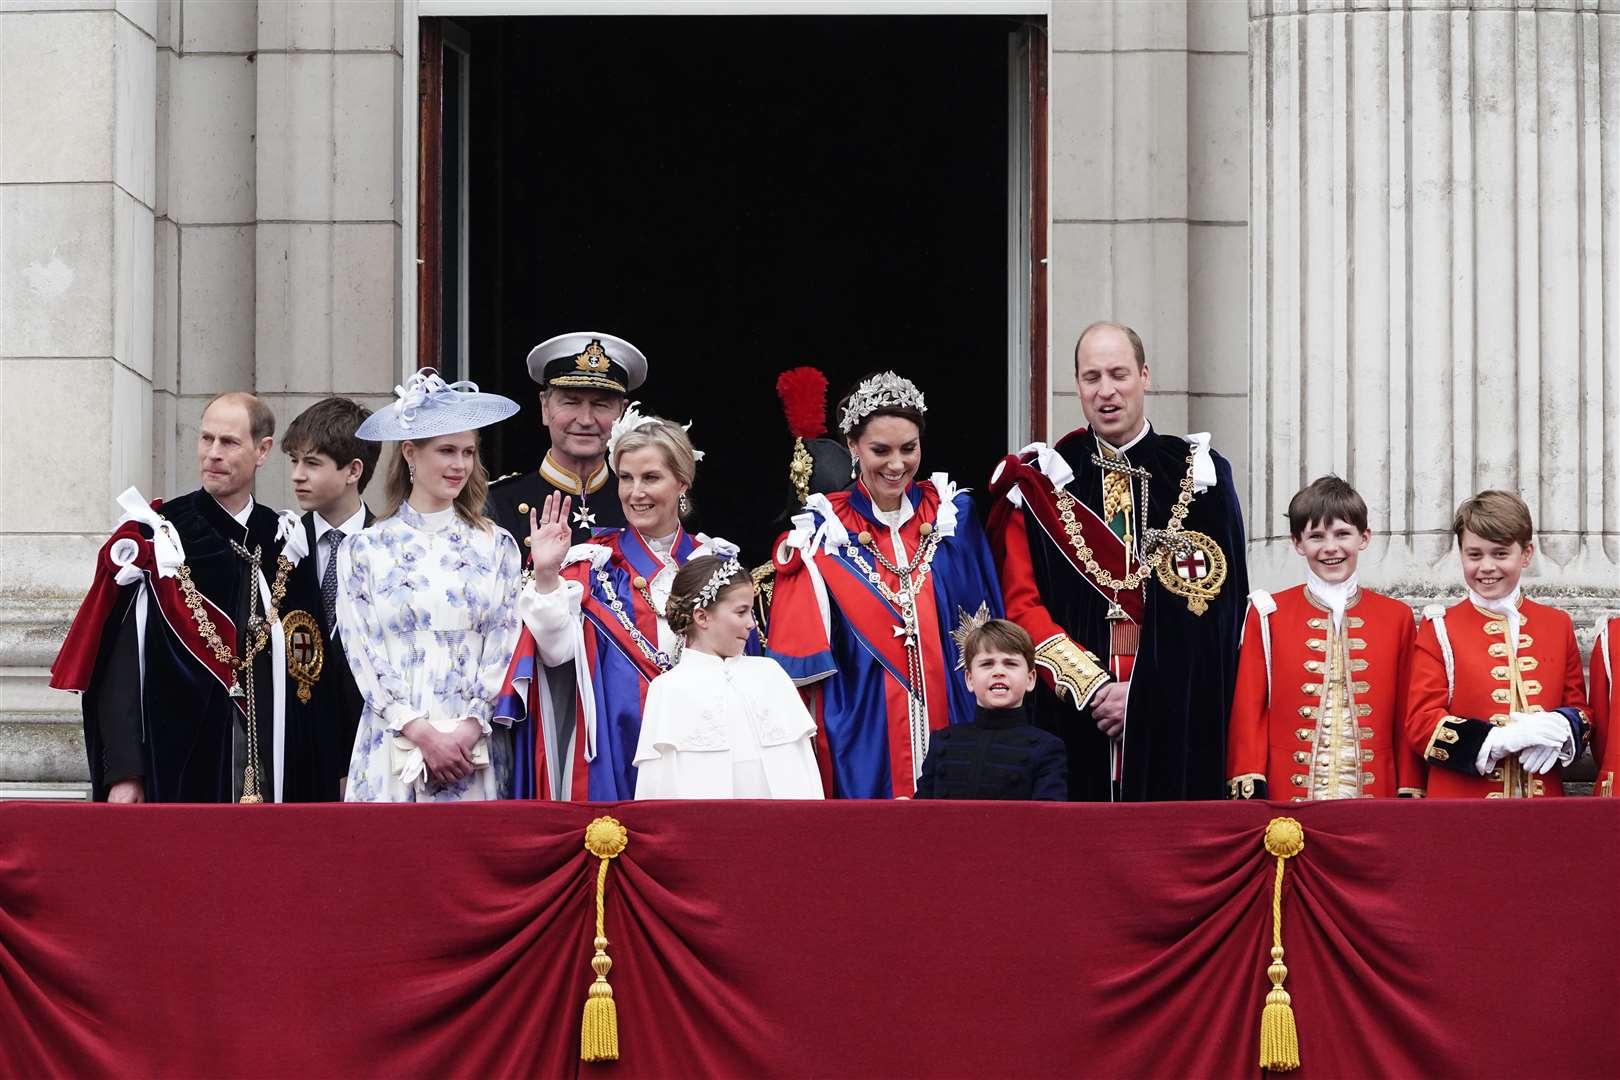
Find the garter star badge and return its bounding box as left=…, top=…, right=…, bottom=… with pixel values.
left=281, top=609, right=324, bottom=703
left=1154, top=529, right=1227, bottom=615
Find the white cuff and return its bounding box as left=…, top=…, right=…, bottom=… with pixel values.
left=382, top=703, right=422, bottom=734
left=518, top=577, right=585, bottom=666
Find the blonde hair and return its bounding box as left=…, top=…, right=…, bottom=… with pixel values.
left=612, top=418, right=698, bottom=489
left=380, top=434, right=493, bottom=531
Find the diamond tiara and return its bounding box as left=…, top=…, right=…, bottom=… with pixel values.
left=695, top=557, right=744, bottom=609
left=838, top=371, right=927, bottom=434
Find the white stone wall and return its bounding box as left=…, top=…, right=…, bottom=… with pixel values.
left=0, top=0, right=403, bottom=791
left=251, top=0, right=404, bottom=503
left=1046, top=0, right=1252, bottom=503
left=1248, top=0, right=1620, bottom=601
left=1, top=1, right=160, bottom=790
left=1, top=0, right=158, bottom=597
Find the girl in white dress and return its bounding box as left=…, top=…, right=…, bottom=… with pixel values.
left=338, top=370, right=524, bottom=802
left=634, top=555, right=824, bottom=799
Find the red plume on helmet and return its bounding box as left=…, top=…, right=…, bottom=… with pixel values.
left=775, top=367, right=828, bottom=441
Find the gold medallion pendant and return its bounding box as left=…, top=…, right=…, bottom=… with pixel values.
left=1154, top=529, right=1228, bottom=615
left=281, top=609, right=325, bottom=703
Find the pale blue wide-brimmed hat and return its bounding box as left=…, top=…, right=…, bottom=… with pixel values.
left=356, top=369, right=521, bottom=442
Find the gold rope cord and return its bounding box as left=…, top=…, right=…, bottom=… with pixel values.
left=1258, top=817, right=1305, bottom=1071
left=581, top=816, right=629, bottom=1062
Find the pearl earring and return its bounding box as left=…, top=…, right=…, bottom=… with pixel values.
left=678, top=492, right=690, bottom=515
left=408, top=464, right=416, bottom=483
left=850, top=453, right=859, bottom=480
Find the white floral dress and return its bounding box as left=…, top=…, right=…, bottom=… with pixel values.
left=337, top=502, right=522, bottom=802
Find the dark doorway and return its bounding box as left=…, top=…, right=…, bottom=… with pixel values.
left=456, top=15, right=1018, bottom=563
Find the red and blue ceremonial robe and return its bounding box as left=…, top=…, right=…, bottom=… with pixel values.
left=767, top=475, right=1003, bottom=798
left=497, top=526, right=748, bottom=800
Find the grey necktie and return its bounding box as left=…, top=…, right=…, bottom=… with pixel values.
left=321, top=531, right=344, bottom=634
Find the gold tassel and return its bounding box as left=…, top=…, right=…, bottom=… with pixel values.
left=1257, top=817, right=1305, bottom=1072
left=581, top=816, right=629, bottom=1063
left=239, top=763, right=264, bottom=804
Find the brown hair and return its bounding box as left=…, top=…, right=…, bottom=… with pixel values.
left=1074, top=321, right=1146, bottom=372
left=380, top=433, right=494, bottom=531
left=1287, top=475, right=1368, bottom=538
left=282, top=397, right=381, bottom=493
left=205, top=391, right=276, bottom=443
left=1452, top=489, right=1533, bottom=548
left=836, top=372, right=928, bottom=444
left=962, top=618, right=1036, bottom=670
left=665, top=554, right=750, bottom=638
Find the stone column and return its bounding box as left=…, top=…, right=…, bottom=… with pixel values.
left=0, top=0, right=404, bottom=795
left=160, top=0, right=259, bottom=493
left=0, top=0, right=158, bottom=795
left=1249, top=0, right=1620, bottom=621
left=252, top=0, right=403, bottom=500
left=1047, top=0, right=1251, bottom=501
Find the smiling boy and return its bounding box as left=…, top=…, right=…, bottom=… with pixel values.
left=1404, top=490, right=1591, bottom=798
left=913, top=619, right=1067, bottom=800
left=1226, top=476, right=1424, bottom=800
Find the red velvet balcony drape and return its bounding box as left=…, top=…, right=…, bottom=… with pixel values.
left=1, top=800, right=1616, bottom=1079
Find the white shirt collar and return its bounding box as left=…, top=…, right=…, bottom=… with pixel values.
left=1305, top=568, right=1358, bottom=630
left=1468, top=585, right=1522, bottom=618
left=1468, top=586, right=1524, bottom=651
left=315, top=505, right=366, bottom=544
left=1098, top=419, right=1152, bottom=457
left=213, top=494, right=254, bottom=527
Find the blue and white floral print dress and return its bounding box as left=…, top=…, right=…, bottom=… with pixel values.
left=337, top=502, right=522, bottom=802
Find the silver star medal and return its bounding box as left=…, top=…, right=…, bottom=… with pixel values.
left=572, top=500, right=597, bottom=530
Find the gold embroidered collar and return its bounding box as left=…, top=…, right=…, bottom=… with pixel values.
left=540, top=452, right=610, bottom=496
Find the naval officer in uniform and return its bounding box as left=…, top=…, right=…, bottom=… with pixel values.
left=485, top=331, right=649, bottom=551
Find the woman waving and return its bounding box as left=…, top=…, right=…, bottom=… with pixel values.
left=767, top=372, right=1004, bottom=798
left=501, top=409, right=746, bottom=799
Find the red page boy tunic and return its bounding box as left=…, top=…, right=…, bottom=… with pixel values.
left=1227, top=585, right=1423, bottom=801
left=1405, top=597, right=1591, bottom=798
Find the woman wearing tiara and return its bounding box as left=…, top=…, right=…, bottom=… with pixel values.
left=497, top=407, right=751, bottom=799
left=634, top=555, right=823, bottom=799
left=339, top=370, right=525, bottom=803
left=766, top=371, right=1004, bottom=798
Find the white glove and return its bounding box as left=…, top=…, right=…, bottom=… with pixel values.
left=1476, top=713, right=1571, bottom=775
left=1519, top=743, right=1561, bottom=775
left=1522, top=712, right=1576, bottom=766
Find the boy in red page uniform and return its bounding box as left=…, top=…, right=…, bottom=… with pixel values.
left=1589, top=617, right=1618, bottom=797
left=1226, top=476, right=1423, bottom=801
left=1405, top=491, right=1590, bottom=798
